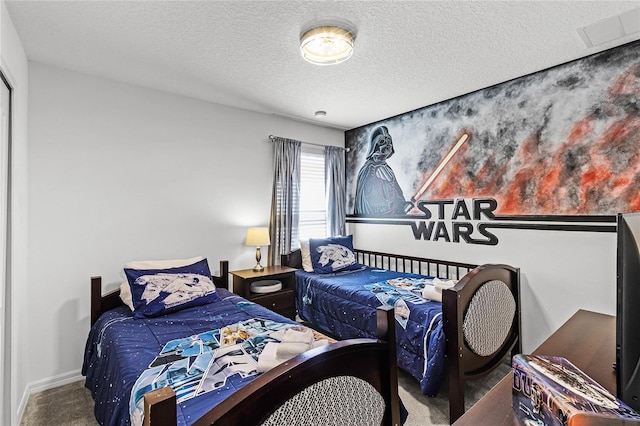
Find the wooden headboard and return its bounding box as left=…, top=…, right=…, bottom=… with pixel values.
left=282, top=248, right=477, bottom=280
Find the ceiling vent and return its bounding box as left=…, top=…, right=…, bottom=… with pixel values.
left=577, top=7, right=640, bottom=47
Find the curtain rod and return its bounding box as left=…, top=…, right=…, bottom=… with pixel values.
left=268, top=134, right=350, bottom=152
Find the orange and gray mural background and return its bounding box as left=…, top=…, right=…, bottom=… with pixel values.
left=346, top=41, right=640, bottom=217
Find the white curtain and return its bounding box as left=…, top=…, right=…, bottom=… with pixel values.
left=268, top=137, right=301, bottom=265
left=325, top=146, right=346, bottom=237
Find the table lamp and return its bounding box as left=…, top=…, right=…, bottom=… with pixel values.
left=245, top=227, right=270, bottom=272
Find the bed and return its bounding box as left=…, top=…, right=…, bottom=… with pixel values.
left=83, top=258, right=403, bottom=426
left=281, top=244, right=521, bottom=423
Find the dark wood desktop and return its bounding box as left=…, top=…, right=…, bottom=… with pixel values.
left=454, top=309, right=616, bottom=425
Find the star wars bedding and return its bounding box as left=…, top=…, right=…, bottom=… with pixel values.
left=296, top=266, right=447, bottom=396
left=83, top=288, right=301, bottom=426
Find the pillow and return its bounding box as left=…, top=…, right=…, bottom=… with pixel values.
left=309, top=235, right=360, bottom=274
left=124, top=258, right=218, bottom=319
left=119, top=281, right=135, bottom=310
left=125, top=256, right=204, bottom=270
left=119, top=256, right=204, bottom=310
left=299, top=240, right=313, bottom=272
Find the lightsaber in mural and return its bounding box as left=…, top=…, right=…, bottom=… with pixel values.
left=404, top=132, right=470, bottom=213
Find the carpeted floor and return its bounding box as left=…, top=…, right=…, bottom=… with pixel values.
left=20, top=380, right=97, bottom=426
left=20, top=360, right=510, bottom=425
left=398, top=360, right=511, bottom=425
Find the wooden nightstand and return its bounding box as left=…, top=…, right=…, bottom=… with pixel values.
left=230, top=265, right=297, bottom=319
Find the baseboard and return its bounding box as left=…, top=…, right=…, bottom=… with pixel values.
left=18, top=370, right=84, bottom=425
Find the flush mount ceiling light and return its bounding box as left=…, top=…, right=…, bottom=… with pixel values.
left=300, top=24, right=355, bottom=65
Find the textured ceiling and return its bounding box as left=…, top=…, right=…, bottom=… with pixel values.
left=5, top=1, right=640, bottom=130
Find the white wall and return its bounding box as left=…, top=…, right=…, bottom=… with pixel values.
left=350, top=221, right=616, bottom=353
left=1, top=3, right=29, bottom=425
left=26, top=62, right=343, bottom=396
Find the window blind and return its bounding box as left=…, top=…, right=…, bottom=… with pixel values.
left=298, top=146, right=326, bottom=243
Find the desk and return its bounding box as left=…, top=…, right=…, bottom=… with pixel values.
left=454, top=309, right=616, bottom=425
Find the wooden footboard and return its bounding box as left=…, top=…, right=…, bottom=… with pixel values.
left=194, top=306, right=400, bottom=426
left=137, top=307, right=399, bottom=426
left=138, top=308, right=400, bottom=426
left=281, top=248, right=520, bottom=424
left=443, top=263, right=520, bottom=422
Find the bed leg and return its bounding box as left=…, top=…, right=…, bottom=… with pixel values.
left=143, top=386, right=177, bottom=426
left=377, top=306, right=401, bottom=426
left=449, top=373, right=465, bottom=424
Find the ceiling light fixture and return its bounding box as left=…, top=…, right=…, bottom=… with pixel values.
left=300, top=24, right=355, bottom=65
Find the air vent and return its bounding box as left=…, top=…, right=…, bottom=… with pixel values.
left=577, top=7, right=640, bottom=47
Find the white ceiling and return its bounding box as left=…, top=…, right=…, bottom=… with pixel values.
left=5, top=1, right=640, bottom=130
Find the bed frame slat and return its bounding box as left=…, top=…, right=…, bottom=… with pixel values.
left=353, top=249, right=477, bottom=279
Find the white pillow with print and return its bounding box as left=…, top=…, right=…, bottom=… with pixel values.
left=300, top=241, right=313, bottom=272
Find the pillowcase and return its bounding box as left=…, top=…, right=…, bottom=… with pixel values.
left=124, top=258, right=218, bottom=319
left=119, top=282, right=135, bottom=311
left=119, top=256, right=204, bottom=310
left=125, top=256, right=204, bottom=270
left=299, top=240, right=314, bottom=272
left=309, top=235, right=360, bottom=274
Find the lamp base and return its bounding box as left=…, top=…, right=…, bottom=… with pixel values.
left=253, top=246, right=264, bottom=272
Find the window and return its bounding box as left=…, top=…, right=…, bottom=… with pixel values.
left=298, top=145, right=326, bottom=243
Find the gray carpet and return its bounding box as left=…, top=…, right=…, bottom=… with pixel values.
left=20, top=361, right=511, bottom=425
left=20, top=380, right=97, bottom=426
left=398, top=360, right=511, bottom=425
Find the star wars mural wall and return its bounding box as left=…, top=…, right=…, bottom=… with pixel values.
left=346, top=41, right=640, bottom=239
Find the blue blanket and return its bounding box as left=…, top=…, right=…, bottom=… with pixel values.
left=83, top=288, right=297, bottom=426
left=296, top=266, right=447, bottom=396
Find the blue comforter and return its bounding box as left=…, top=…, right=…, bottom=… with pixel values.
left=82, top=288, right=297, bottom=426
left=296, top=266, right=447, bottom=396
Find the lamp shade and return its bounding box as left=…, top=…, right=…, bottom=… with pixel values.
left=300, top=25, right=355, bottom=65
left=245, top=227, right=270, bottom=247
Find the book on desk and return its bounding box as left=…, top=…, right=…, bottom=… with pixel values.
left=512, top=354, right=640, bottom=425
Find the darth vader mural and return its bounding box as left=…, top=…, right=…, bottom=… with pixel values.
left=354, top=126, right=411, bottom=216
left=346, top=40, right=640, bottom=237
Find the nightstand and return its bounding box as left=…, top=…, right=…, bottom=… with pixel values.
left=230, top=265, right=297, bottom=319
